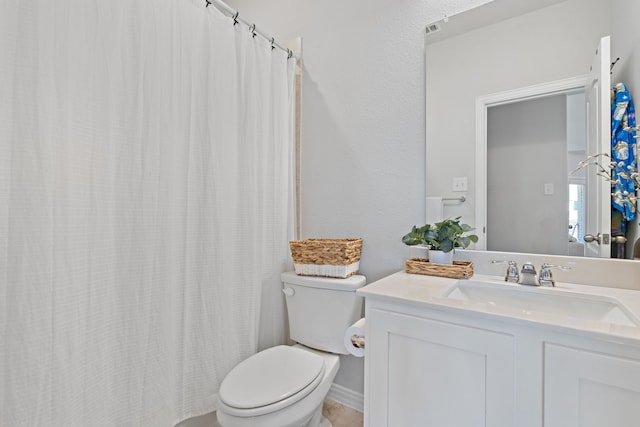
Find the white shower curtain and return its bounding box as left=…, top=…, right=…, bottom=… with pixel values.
left=0, top=0, right=296, bottom=425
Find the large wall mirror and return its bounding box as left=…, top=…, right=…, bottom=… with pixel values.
left=425, top=0, right=639, bottom=259
left=480, top=80, right=587, bottom=257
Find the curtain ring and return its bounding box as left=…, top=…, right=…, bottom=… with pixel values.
left=270, top=37, right=275, bottom=51
left=233, top=11, right=239, bottom=26
left=249, top=23, right=257, bottom=38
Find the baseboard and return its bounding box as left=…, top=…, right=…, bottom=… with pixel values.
left=326, top=383, right=364, bottom=413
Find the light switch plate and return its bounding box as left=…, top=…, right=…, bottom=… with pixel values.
left=453, top=177, right=468, bottom=192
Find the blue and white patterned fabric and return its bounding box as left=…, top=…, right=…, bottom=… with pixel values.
left=611, top=82, right=637, bottom=222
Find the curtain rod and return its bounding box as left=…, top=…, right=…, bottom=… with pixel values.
left=206, top=0, right=299, bottom=61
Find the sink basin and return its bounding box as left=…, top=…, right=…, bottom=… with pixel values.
left=446, top=280, right=639, bottom=328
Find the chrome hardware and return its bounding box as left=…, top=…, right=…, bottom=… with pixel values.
left=492, top=260, right=519, bottom=283
left=584, top=233, right=610, bottom=245
left=282, top=287, right=295, bottom=297
left=519, top=262, right=538, bottom=286
left=538, top=263, right=571, bottom=287
left=583, top=233, right=600, bottom=243
left=612, top=235, right=628, bottom=244
left=442, top=196, right=466, bottom=203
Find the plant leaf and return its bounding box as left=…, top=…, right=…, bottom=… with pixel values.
left=457, top=236, right=470, bottom=248
left=439, top=240, right=454, bottom=253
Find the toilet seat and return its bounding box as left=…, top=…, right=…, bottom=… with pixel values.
left=218, top=345, right=325, bottom=417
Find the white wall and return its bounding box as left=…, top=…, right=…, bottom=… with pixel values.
left=487, top=95, right=568, bottom=255
left=225, top=0, right=494, bottom=397
left=426, top=0, right=611, bottom=231
left=225, top=0, right=494, bottom=285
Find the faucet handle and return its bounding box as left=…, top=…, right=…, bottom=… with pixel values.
left=492, top=260, right=519, bottom=283
left=538, top=263, right=571, bottom=287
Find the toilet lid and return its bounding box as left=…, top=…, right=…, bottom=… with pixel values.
left=219, top=345, right=325, bottom=410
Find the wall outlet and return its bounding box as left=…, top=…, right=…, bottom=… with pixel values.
left=544, top=183, right=554, bottom=195
left=452, top=176, right=468, bottom=192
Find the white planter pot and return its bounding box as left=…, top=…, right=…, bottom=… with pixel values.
left=429, top=249, right=454, bottom=264
left=407, top=244, right=429, bottom=260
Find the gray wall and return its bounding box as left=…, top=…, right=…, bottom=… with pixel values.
left=487, top=95, right=568, bottom=255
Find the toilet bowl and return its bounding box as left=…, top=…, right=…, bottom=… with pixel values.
left=216, top=345, right=340, bottom=427
left=216, top=272, right=366, bottom=427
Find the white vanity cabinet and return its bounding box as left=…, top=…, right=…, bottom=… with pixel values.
left=359, top=272, right=640, bottom=427
left=544, top=343, right=640, bottom=427
left=365, top=307, right=515, bottom=427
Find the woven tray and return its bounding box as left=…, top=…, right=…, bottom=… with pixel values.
left=290, top=238, right=363, bottom=278
left=405, top=258, right=473, bottom=279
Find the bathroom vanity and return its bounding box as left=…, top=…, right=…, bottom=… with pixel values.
left=358, top=264, right=640, bottom=427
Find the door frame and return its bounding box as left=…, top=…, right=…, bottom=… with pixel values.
left=474, top=75, right=588, bottom=250
left=584, top=35, right=612, bottom=258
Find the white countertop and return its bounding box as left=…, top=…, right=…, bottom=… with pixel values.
left=358, top=271, right=640, bottom=342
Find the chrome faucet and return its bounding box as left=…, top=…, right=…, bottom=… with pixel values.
left=519, top=262, right=538, bottom=286
left=493, top=260, right=571, bottom=287
left=492, top=260, right=519, bottom=283
left=538, top=263, right=571, bottom=287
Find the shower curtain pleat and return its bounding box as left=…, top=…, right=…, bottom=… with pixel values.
left=0, top=0, right=297, bottom=425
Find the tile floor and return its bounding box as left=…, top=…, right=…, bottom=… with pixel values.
left=186, top=398, right=363, bottom=427
left=321, top=398, right=364, bottom=427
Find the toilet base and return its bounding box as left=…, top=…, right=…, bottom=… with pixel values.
left=217, top=404, right=332, bottom=427
left=317, top=415, right=332, bottom=427
left=307, top=403, right=332, bottom=427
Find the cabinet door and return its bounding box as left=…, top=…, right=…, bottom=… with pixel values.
left=366, top=308, right=515, bottom=427
left=544, top=343, right=640, bottom=427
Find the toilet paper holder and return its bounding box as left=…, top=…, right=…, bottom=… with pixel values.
left=344, top=318, right=366, bottom=357
left=350, top=334, right=365, bottom=349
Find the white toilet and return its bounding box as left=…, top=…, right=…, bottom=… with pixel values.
left=216, top=271, right=366, bottom=427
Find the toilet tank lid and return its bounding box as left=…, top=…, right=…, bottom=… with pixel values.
left=281, top=271, right=366, bottom=291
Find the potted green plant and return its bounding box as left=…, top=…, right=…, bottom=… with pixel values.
left=402, top=217, right=479, bottom=264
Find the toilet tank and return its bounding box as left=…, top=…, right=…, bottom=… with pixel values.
left=281, top=271, right=366, bottom=355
